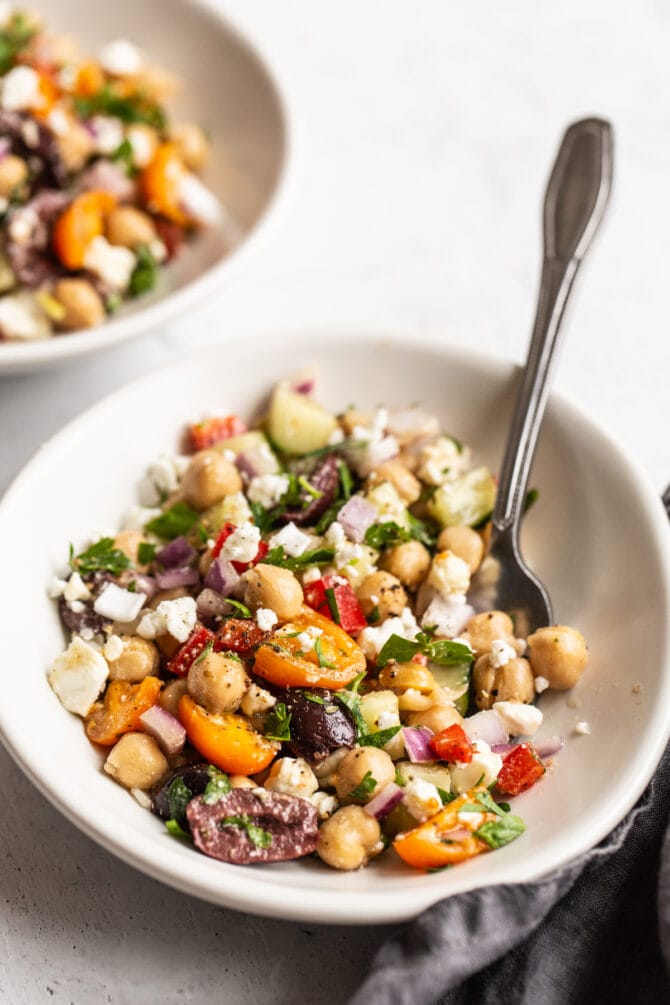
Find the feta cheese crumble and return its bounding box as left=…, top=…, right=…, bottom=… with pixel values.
left=490, top=638, right=517, bottom=669
left=103, top=635, right=125, bottom=662
left=428, top=550, right=471, bottom=598
left=247, top=473, right=289, bottom=509
left=403, top=778, right=443, bottom=822
left=534, top=675, right=550, bottom=694
left=449, top=738, right=502, bottom=793
left=63, top=572, right=91, bottom=604
left=265, top=758, right=319, bottom=799
left=417, top=437, right=471, bottom=486
left=240, top=684, right=276, bottom=717
left=421, top=594, right=474, bottom=639
left=98, top=39, right=144, bottom=76
left=256, top=608, right=278, bottom=632
left=358, top=606, right=420, bottom=660
left=48, top=637, right=109, bottom=716
left=269, top=521, right=312, bottom=557
left=1, top=65, right=42, bottom=111
left=575, top=721, right=591, bottom=736
left=219, top=524, right=260, bottom=564
left=493, top=700, right=543, bottom=736
left=83, top=236, right=136, bottom=291
left=137, top=596, right=197, bottom=643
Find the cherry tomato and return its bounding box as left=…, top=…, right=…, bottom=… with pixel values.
left=178, top=694, right=279, bottom=775
left=303, top=575, right=367, bottom=635
left=254, top=607, right=366, bottom=690
left=85, top=677, right=162, bottom=747
left=189, top=415, right=247, bottom=452
left=394, top=787, right=494, bottom=870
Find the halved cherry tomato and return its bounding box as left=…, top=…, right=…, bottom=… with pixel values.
left=393, top=787, right=493, bottom=870
left=178, top=694, right=279, bottom=774
left=303, top=575, right=367, bottom=635
left=430, top=724, right=474, bottom=764
left=52, top=190, right=116, bottom=269
left=167, top=624, right=215, bottom=678
left=85, top=677, right=162, bottom=747
left=496, top=743, right=546, bottom=796
left=214, top=618, right=269, bottom=659
left=210, top=523, right=268, bottom=571
left=140, top=143, right=190, bottom=225
left=74, top=61, right=105, bottom=97
left=30, top=71, right=58, bottom=117
left=189, top=415, right=247, bottom=452
left=253, top=606, right=366, bottom=690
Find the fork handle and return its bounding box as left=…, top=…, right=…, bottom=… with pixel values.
left=493, top=117, right=614, bottom=535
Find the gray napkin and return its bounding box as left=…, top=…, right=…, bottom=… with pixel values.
left=351, top=496, right=670, bottom=1005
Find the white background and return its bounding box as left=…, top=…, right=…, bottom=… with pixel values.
left=1, top=1, right=668, bottom=1002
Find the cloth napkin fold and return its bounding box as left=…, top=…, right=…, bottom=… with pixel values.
left=352, top=492, right=670, bottom=1005
left=352, top=743, right=670, bottom=1004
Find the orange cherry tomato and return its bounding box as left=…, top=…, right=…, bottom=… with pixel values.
left=74, top=61, right=105, bottom=97
left=140, top=142, right=190, bottom=225
left=52, top=190, right=117, bottom=269
left=253, top=607, right=366, bottom=690
left=178, top=694, right=280, bottom=775
left=393, top=787, right=495, bottom=870
left=30, top=71, right=59, bottom=117
left=85, top=677, right=162, bottom=747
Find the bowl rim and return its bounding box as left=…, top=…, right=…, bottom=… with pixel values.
left=1, top=327, right=669, bottom=924
left=0, top=0, right=293, bottom=373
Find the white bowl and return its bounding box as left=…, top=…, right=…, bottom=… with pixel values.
left=0, top=0, right=289, bottom=374
left=1, top=330, right=668, bottom=924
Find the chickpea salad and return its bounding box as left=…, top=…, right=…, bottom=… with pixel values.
left=47, top=376, right=589, bottom=873
left=0, top=9, right=224, bottom=341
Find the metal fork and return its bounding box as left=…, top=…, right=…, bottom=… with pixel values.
left=476, top=117, right=614, bottom=638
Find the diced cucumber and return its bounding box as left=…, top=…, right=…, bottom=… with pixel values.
left=202, top=491, right=252, bottom=533
left=427, top=466, right=496, bottom=528
left=360, top=690, right=405, bottom=759
left=267, top=382, right=337, bottom=455
left=365, top=481, right=410, bottom=530
left=395, top=760, right=453, bottom=794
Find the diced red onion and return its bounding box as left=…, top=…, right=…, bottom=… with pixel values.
left=79, top=158, right=135, bottom=201
left=491, top=742, right=517, bottom=756
left=0, top=138, right=11, bottom=161
left=155, top=566, right=200, bottom=590
left=236, top=445, right=279, bottom=480
left=196, top=587, right=230, bottom=624
left=156, top=536, right=196, bottom=569
left=204, top=556, right=240, bottom=595
left=364, top=782, right=404, bottom=820
left=132, top=574, right=158, bottom=599
left=337, top=495, right=378, bottom=543
left=402, top=726, right=436, bottom=763
left=139, top=704, right=186, bottom=756
left=534, top=735, right=564, bottom=760
left=294, top=379, right=315, bottom=395
left=463, top=710, right=508, bottom=747
left=438, top=827, right=471, bottom=842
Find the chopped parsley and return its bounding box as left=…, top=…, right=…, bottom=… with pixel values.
left=137, top=542, right=157, bottom=565
left=358, top=725, right=401, bottom=748
left=194, top=639, right=214, bottom=664
left=324, top=587, right=340, bottom=623
left=348, top=771, right=378, bottom=801
left=314, top=636, right=336, bottom=669
left=201, top=766, right=232, bottom=804
left=70, top=537, right=131, bottom=576
left=219, top=814, right=273, bottom=848
left=165, top=776, right=193, bottom=823
left=368, top=605, right=381, bottom=625
left=145, top=502, right=199, bottom=540
left=0, top=13, right=37, bottom=74
left=334, top=674, right=367, bottom=739
left=74, top=85, right=167, bottom=130
left=437, top=787, right=456, bottom=805
left=264, top=702, right=292, bottom=742
left=129, top=245, right=158, bottom=297
left=297, top=475, right=322, bottom=499
left=223, top=598, right=252, bottom=619
left=376, top=632, right=474, bottom=669
left=262, top=545, right=335, bottom=572
left=364, top=521, right=410, bottom=549
left=474, top=815, right=525, bottom=849
left=111, top=137, right=137, bottom=176
left=165, top=819, right=192, bottom=842
left=301, top=691, right=328, bottom=705
left=337, top=460, right=354, bottom=500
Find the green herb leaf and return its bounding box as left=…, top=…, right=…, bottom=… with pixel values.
left=264, top=702, right=292, bottom=742
left=367, top=605, right=381, bottom=625
left=111, top=136, right=138, bottom=176
left=127, top=580, right=137, bottom=592
left=524, top=488, right=540, bottom=513
left=376, top=632, right=474, bottom=669
left=138, top=542, right=157, bottom=565
left=297, top=475, right=322, bottom=499
left=202, top=766, right=232, bottom=804
left=472, top=791, right=507, bottom=818
left=301, top=691, right=328, bottom=706
left=359, top=725, right=401, bottom=748
left=345, top=671, right=366, bottom=694
left=348, top=771, right=378, bottom=801
left=165, top=819, right=192, bottom=842
left=145, top=502, right=199, bottom=540
left=395, top=767, right=406, bottom=787
left=74, top=84, right=167, bottom=130
left=129, top=244, right=158, bottom=297
left=425, top=638, right=474, bottom=666
left=426, top=864, right=454, bottom=873
left=406, top=512, right=438, bottom=548
left=364, top=521, right=411, bottom=549
left=314, top=501, right=345, bottom=535
left=474, top=815, right=526, bottom=849
left=71, top=537, right=132, bottom=576
left=165, top=776, right=193, bottom=822
left=262, top=545, right=336, bottom=572
left=437, top=787, right=455, bottom=804
left=219, top=814, right=273, bottom=848
left=223, top=598, right=252, bottom=619
left=0, top=14, right=37, bottom=74
left=337, top=460, right=354, bottom=500
left=376, top=634, right=422, bottom=667
left=194, top=639, right=214, bottom=664
left=334, top=688, right=367, bottom=740
left=314, top=635, right=337, bottom=669
left=324, top=586, right=341, bottom=623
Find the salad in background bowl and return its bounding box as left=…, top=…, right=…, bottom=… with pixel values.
left=0, top=1, right=289, bottom=372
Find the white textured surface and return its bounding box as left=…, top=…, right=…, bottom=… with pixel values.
left=0, top=1, right=668, bottom=1001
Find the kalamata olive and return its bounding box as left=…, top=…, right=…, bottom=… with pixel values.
left=0, top=111, right=68, bottom=187
left=268, top=684, right=356, bottom=762
left=58, top=596, right=108, bottom=636
left=280, top=454, right=340, bottom=527
left=4, top=188, right=70, bottom=287
left=151, top=763, right=211, bottom=824
left=187, top=788, right=319, bottom=864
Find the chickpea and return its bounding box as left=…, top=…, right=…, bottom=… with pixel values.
left=313, top=747, right=349, bottom=788
left=170, top=122, right=209, bottom=171
left=182, top=450, right=242, bottom=511
left=472, top=654, right=535, bottom=710
left=107, top=635, right=159, bottom=683
left=56, top=122, right=94, bottom=172
left=159, top=678, right=188, bottom=717
left=114, top=530, right=148, bottom=567
left=462, top=610, right=517, bottom=659
left=187, top=650, right=249, bottom=714
left=380, top=540, right=430, bottom=589
left=316, top=805, right=382, bottom=871
left=436, top=526, right=484, bottom=574
left=356, top=571, right=407, bottom=621
left=0, top=155, right=28, bottom=198
left=368, top=460, right=421, bottom=504
left=242, top=564, right=303, bottom=621
left=406, top=704, right=463, bottom=732
left=53, top=278, right=105, bottom=330
left=104, top=733, right=168, bottom=790
left=199, top=550, right=214, bottom=578
left=106, top=206, right=157, bottom=249
left=397, top=689, right=433, bottom=712
left=340, top=408, right=369, bottom=435
left=230, top=774, right=256, bottom=789
left=378, top=661, right=435, bottom=694
left=527, top=625, right=588, bottom=690
left=335, top=746, right=395, bottom=804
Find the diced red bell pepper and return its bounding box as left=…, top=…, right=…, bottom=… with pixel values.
left=167, top=624, right=215, bottom=677
left=496, top=743, right=546, bottom=796
left=210, top=523, right=269, bottom=572
left=411, top=652, right=428, bottom=666
left=303, top=575, right=367, bottom=636
left=430, top=723, right=474, bottom=764
left=214, top=618, right=269, bottom=659
left=188, top=415, right=247, bottom=452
